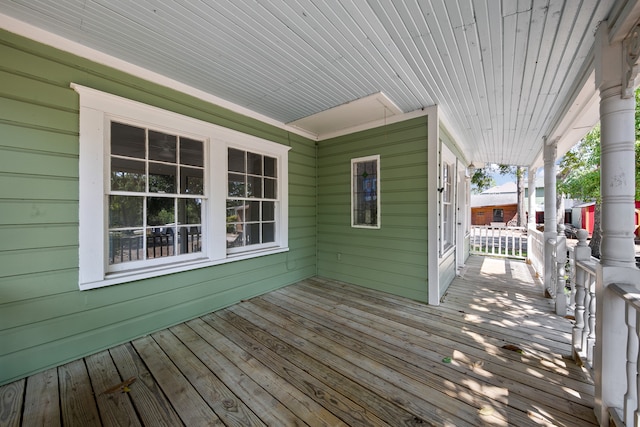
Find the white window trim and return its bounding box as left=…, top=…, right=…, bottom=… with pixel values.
left=440, top=144, right=456, bottom=256
left=73, top=84, right=290, bottom=290
left=351, top=154, right=381, bottom=229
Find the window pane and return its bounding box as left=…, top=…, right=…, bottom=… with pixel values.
left=264, top=178, right=276, bottom=199
left=247, top=175, right=262, bottom=198
left=262, top=201, right=275, bottom=221
left=109, top=230, right=144, bottom=265
left=352, top=158, right=379, bottom=227
left=262, top=223, right=275, bottom=243
left=181, top=167, right=204, bottom=195
left=226, top=199, right=244, bottom=248
left=148, top=130, right=177, bottom=163
left=149, top=162, right=176, bottom=193
left=226, top=200, right=246, bottom=223
left=264, top=156, right=276, bottom=177
left=246, top=201, right=261, bottom=222
left=247, top=223, right=260, bottom=245
left=226, top=222, right=243, bottom=248
left=147, top=197, right=175, bottom=227
left=228, top=173, right=245, bottom=197
left=111, top=157, right=145, bottom=192
left=228, top=148, right=245, bottom=172
left=146, top=228, right=174, bottom=259
left=111, top=122, right=145, bottom=159
left=109, top=195, right=143, bottom=228
left=247, top=152, right=262, bottom=175
left=178, top=198, right=202, bottom=224
left=180, top=137, right=203, bottom=167
left=178, top=226, right=201, bottom=254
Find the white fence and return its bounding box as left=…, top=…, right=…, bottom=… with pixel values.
left=470, top=225, right=527, bottom=259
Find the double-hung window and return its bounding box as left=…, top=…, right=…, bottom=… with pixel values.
left=226, top=148, right=278, bottom=251
left=108, top=122, right=205, bottom=269
left=74, top=84, right=289, bottom=290
left=440, top=145, right=455, bottom=255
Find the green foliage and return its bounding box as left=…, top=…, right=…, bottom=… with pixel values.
left=471, top=167, right=495, bottom=194
left=557, top=125, right=601, bottom=202
left=497, top=164, right=525, bottom=179
left=558, top=86, right=640, bottom=202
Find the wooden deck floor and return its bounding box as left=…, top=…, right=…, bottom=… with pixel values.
left=0, top=256, right=596, bottom=426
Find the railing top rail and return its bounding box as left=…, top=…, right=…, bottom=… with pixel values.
left=470, top=225, right=527, bottom=230
left=575, top=258, right=598, bottom=274
left=610, top=282, right=640, bottom=313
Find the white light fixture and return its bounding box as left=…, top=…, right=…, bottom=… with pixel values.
left=468, top=162, right=476, bottom=176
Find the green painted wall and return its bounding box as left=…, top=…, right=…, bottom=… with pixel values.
left=316, top=117, right=430, bottom=302
left=0, top=30, right=316, bottom=385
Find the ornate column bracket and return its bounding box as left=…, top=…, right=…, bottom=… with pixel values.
left=622, top=24, right=640, bottom=99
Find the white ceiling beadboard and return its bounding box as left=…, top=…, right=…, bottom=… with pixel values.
left=0, top=0, right=625, bottom=166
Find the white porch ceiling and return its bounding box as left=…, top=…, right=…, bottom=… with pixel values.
left=0, top=0, right=634, bottom=167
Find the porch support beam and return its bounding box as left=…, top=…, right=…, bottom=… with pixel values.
left=543, top=140, right=557, bottom=295
left=594, top=20, right=639, bottom=426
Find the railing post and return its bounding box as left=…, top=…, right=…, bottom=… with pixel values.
left=547, top=237, right=557, bottom=299
left=556, top=225, right=567, bottom=315
left=572, top=229, right=591, bottom=360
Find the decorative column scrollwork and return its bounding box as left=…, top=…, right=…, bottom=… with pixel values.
left=623, top=24, right=640, bottom=99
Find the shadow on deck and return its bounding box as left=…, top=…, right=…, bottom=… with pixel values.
left=0, top=255, right=596, bottom=426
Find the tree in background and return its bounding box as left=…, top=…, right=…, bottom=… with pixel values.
left=557, top=125, right=602, bottom=256
left=470, top=167, right=495, bottom=194
left=557, top=87, right=640, bottom=257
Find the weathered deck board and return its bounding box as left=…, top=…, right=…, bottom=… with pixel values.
left=0, top=255, right=597, bottom=426
left=22, top=369, right=59, bottom=427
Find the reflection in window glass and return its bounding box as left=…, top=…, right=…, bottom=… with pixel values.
left=111, top=158, right=145, bottom=192
left=111, top=122, right=145, bottom=159
left=108, top=122, right=204, bottom=265
left=148, top=130, right=176, bottom=163
left=226, top=148, right=278, bottom=250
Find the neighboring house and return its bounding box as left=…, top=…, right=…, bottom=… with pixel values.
left=572, top=201, right=640, bottom=237
left=471, top=182, right=518, bottom=225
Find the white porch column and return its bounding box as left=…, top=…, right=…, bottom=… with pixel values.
left=543, top=141, right=557, bottom=294
left=593, top=21, right=639, bottom=425
left=528, top=167, right=537, bottom=228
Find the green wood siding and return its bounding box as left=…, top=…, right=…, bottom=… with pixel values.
left=317, top=117, right=429, bottom=302
left=0, top=29, right=316, bottom=385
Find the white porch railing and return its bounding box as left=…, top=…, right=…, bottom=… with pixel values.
left=608, top=282, right=640, bottom=426
left=527, top=225, right=544, bottom=280
left=569, top=229, right=598, bottom=369
left=476, top=223, right=640, bottom=424
left=567, top=228, right=640, bottom=427
left=470, top=225, right=526, bottom=259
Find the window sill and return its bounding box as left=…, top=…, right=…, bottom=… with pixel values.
left=79, top=246, right=289, bottom=290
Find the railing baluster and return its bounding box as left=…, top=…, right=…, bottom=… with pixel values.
left=574, top=264, right=586, bottom=353
left=587, top=273, right=596, bottom=365
left=625, top=304, right=638, bottom=425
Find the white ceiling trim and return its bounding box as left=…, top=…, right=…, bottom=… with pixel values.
left=0, top=13, right=319, bottom=140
